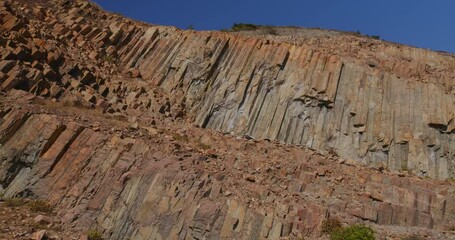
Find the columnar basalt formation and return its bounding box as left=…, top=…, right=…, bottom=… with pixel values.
left=1, top=0, right=455, bottom=239
left=113, top=24, right=455, bottom=180
left=1, top=0, right=454, bottom=179
left=1, top=99, right=455, bottom=239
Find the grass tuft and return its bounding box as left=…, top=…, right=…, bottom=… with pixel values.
left=321, top=218, right=342, bottom=235
left=28, top=200, right=53, bottom=213
left=330, top=224, right=375, bottom=240
left=87, top=229, right=104, bottom=240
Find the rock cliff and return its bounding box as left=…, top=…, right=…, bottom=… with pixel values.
left=1, top=0, right=455, bottom=239
left=114, top=22, right=455, bottom=180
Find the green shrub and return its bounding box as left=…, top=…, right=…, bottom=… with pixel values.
left=171, top=132, right=189, bottom=142
left=231, top=23, right=260, bottom=31
left=330, top=224, right=375, bottom=240
left=321, top=218, right=342, bottom=235
left=87, top=229, right=104, bottom=240
left=28, top=200, right=53, bottom=213
left=198, top=142, right=211, bottom=150
left=103, top=55, right=115, bottom=63
left=222, top=23, right=279, bottom=35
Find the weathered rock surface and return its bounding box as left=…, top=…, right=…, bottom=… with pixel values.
left=1, top=96, right=455, bottom=239
left=2, top=0, right=453, bottom=180
left=1, top=0, right=455, bottom=239
left=113, top=24, right=455, bottom=180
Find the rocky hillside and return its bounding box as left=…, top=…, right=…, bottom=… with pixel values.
left=0, top=0, right=455, bottom=239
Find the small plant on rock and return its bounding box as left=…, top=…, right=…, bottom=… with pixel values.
left=171, top=132, right=189, bottom=142
left=198, top=142, right=211, bottom=150
left=330, top=224, right=375, bottom=240
left=231, top=23, right=260, bottom=31
left=321, top=217, right=342, bottom=235
left=103, top=55, right=115, bottom=63
left=28, top=200, right=53, bottom=213
left=87, top=229, right=104, bottom=240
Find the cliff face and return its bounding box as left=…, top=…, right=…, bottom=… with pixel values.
left=1, top=0, right=455, bottom=239
left=2, top=95, right=455, bottom=239
left=2, top=0, right=454, bottom=180
left=116, top=27, right=455, bottom=180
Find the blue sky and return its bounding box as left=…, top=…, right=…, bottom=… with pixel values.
left=92, top=0, right=455, bottom=53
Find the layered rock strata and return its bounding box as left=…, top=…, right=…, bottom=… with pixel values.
left=113, top=24, right=455, bottom=180
left=1, top=94, right=455, bottom=239
left=1, top=0, right=455, bottom=239
left=1, top=0, right=453, bottom=180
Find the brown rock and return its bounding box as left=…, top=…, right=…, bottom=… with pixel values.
left=3, top=14, right=24, bottom=31
left=43, top=67, right=59, bottom=80
left=88, top=50, right=98, bottom=60
left=130, top=122, right=139, bottom=130
left=13, top=46, right=31, bottom=61
left=32, top=230, right=47, bottom=240
left=316, top=167, right=327, bottom=176
left=34, top=215, right=52, bottom=225
left=79, top=25, right=92, bottom=36
left=80, top=71, right=95, bottom=85
left=1, top=74, right=22, bottom=91
left=70, top=79, right=81, bottom=89
left=130, top=69, right=141, bottom=78
left=31, top=47, right=45, bottom=61
left=0, top=60, right=15, bottom=74
left=0, top=1, right=453, bottom=240
left=84, top=93, right=96, bottom=103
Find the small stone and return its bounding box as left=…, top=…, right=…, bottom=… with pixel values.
left=130, top=69, right=141, bottom=78
left=145, top=127, right=158, bottom=135
left=245, top=175, right=256, bottom=183
left=88, top=51, right=98, bottom=59
left=316, top=167, right=327, bottom=176
left=78, top=235, right=89, bottom=240
left=369, top=191, right=384, bottom=202
left=335, top=176, right=344, bottom=181
left=70, top=79, right=81, bottom=89
left=33, top=230, right=47, bottom=240
left=0, top=60, right=15, bottom=73
left=84, top=93, right=96, bottom=103
left=34, top=215, right=52, bottom=225
left=130, top=122, right=139, bottom=130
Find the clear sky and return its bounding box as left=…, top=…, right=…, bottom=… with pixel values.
left=92, top=0, right=455, bottom=53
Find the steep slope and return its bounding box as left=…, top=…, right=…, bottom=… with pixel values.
left=4, top=0, right=454, bottom=180
left=0, top=0, right=455, bottom=239
left=113, top=23, right=455, bottom=180
left=2, top=91, right=455, bottom=239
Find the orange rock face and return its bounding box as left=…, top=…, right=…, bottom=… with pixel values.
left=1, top=0, right=455, bottom=239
